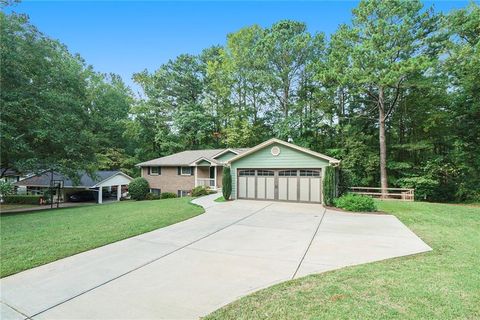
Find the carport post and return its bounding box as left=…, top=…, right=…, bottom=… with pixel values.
left=98, top=187, right=103, bottom=204
left=117, top=185, right=121, bottom=201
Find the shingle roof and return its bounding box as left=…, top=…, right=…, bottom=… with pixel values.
left=136, top=148, right=250, bottom=167
left=14, top=171, right=122, bottom=188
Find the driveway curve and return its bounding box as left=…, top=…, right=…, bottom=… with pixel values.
left=1, top=194, right=431, bottom=319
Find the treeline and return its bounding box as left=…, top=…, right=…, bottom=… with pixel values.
left=1, top=11, right=135, bottom=178
left=1, top=0, right=479, bottom=202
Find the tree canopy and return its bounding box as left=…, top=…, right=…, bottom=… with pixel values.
left=1, top=0, right=479, bottom=202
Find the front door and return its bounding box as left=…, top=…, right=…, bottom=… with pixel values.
left=209, top=166, right=215, bottom=179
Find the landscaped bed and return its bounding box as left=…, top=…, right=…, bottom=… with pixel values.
left=0, top=198, right=203, bottom=277
left=206, top=201, right=480, bottom=320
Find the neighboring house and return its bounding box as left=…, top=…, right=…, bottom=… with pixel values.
left=0, top=168, right=29, bottom=183
left=137, top=148, right=250, bottom=197
left=14, top=170, right=133, bottom=204
left=137, top=138, right=340, bottom=203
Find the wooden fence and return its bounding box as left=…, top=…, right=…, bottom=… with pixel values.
left=349, top=187, right=415, bottom=201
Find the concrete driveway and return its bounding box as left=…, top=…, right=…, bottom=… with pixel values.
left=1, top=194, right=431, bottom=319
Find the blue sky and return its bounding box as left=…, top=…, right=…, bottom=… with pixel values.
left=8, top=1, right=472, bottom=93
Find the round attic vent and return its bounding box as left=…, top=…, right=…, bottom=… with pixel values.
left=271, top=146, right=280, bottom=156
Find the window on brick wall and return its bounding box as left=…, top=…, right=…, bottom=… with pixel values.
left=149, top=167, right=161, bottom=175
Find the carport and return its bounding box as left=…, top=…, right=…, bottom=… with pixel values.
left=92, top=172, right=133, bottom=204
left=14, top=170, right=133, bottom=204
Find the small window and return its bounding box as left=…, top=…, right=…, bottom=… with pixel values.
left=279, top=170, right=298, bottom=177
left=149, top=167, right=161, bottom=175
left=257, top=170, right=274, bottom=176
left=299, top=170, right=320, bottom=177
left=177, top=190, right=189, bottom=197
left=150, top=188, right=161, bottom=196
left=239, top=170, right=255, bottom=176
left=180, top=167, right=192, bottom=175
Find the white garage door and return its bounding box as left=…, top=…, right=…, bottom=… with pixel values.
left=238, top=169, right=322, bottom=203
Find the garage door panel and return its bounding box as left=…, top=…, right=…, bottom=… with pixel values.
left=310, top=178, right=321, bottom=202
left=299, top=178, right=310, bottom=202
left=288, top=177, right=298, bottom=201
left=265, top=177, right=275, bottom=200
left=238, top=177, right=247, bottom=198
left=247, top=177, right=256, bottom=198
left=278, top=178, right=288, bottom=200
left=257, top=177, right=266, bottom=199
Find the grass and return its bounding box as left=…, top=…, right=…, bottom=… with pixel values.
left=205, top=201, right=480, bottom=320
left=0, top=198, right=203, bottom=277
left=0, top=203, right=39, bottom=211
left=214, top=196, right=226, bottom=202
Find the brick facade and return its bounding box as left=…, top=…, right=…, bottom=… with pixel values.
left=141, top=166, right=224, bottom=194
left=142, top=167, right=194, bottom=194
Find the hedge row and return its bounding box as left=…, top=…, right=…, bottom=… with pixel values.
left=3, top=195, right=43, bottom=205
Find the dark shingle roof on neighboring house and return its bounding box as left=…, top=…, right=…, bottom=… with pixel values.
left=15, top=171, right=122, bottom=188
left=136, top=148, right=250, bottom=167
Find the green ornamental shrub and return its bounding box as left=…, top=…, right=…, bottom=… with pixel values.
left=144, top=192, right=161, bottom=200
left=323, top=166, right=335, bottom=206
left=337, top=167, right=352, bottom=197
left=191, top=186, right=209, bottom=197
left=128, top=177, right=150, bottom=200
left=222, top=167, right=232, bottom=200
left=0, top=181, right=14, bottom=197
left=333, top=193, right=377, bottom=212
left=160, top=192, right=177, bottom=199
left=3, top=195, right=43, bottom=205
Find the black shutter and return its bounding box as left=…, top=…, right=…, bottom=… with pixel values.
left=158, top=167, right=161, bottom=175
left=177, top=167, right=181, bottom=175
left=148, top=167, right=151, bottom=175
left=191, top=167, right=194, bottom=176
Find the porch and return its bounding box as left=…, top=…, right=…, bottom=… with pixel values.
left=193, top=165, right=222, bottom=190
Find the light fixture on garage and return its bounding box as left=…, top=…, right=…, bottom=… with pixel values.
left=271, top=146, right=280, bottom=156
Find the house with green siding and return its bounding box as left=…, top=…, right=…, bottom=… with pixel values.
left=137, top=138, right=339, bottom=203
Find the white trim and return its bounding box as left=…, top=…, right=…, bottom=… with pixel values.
left=211, top=148, right=239, bottom=159
left=194, top=166, right=198, bottom=187
left=188, top=157, right=219, bottom=167
left=213, top=165, right=217, bottom=189
left=226, top=138, right=340, bottom=165
left=93, top=172, right=134, bottom=188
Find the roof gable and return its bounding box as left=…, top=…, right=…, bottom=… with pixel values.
left=227, top=138, right=340, bottom=165
left=214, top=150, right=239, bottom=162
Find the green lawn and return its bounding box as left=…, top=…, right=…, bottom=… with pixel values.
left=206, top=201, right=480, bottom=320
left=0, top=198, right=203, bottom=278
left=214, top=196, right=226, bottom=202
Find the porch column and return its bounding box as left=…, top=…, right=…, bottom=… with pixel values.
left=117, top=185, right=121, bottom=201
left=195, top=166, right=198, bottom=187
left=98, top=187, right=103, bottom=204
left=213, top=166, right=217, bottom=189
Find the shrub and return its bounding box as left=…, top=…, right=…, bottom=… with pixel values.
left=337, top=168, right=352, bottom=197
left=192, top=186, right=209, bottom=197
left=144, top=192, right=161, bottom=200
left=222, top=167, right=232, bottom=200
left=323, top=166, right=335, bottom=206
left=128, top=177, right=150, bottom=200
left=0, top=181, right=14, bottom=197
left=160, top=192, right=177, bottom=199
left=333, top=193, right=376, bottom=212
left=3, top=195, right=42, bottom=205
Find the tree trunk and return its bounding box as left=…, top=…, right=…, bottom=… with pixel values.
left=378, top=87, right=388, bottom=196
